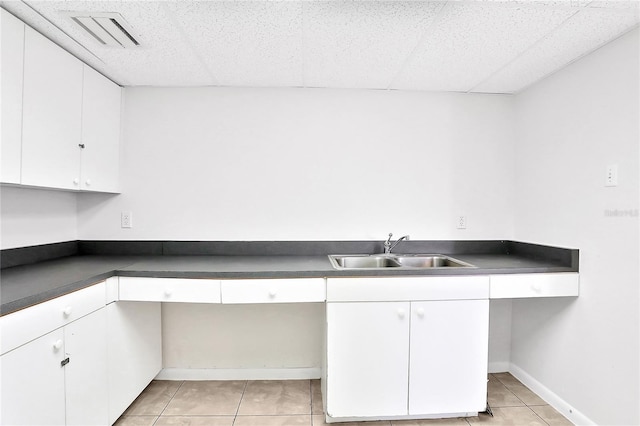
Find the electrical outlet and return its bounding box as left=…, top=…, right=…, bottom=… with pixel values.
left=457, top=215, right=467, bottom=229
left=121, top=211, right=132, bottom=228
left=605, top=164, right=618, bottom=187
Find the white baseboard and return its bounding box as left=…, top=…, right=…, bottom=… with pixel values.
left=509, top=363, right=595, bottom=426
left=488, top=361, right=510, bottom=373
left=156, top=367, right=322, bottom=381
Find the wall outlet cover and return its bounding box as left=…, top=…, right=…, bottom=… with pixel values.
left=121, top=211, right=132, bottom=228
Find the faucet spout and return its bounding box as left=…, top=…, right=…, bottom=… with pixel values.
left=383, top=233, right=410, bottom=254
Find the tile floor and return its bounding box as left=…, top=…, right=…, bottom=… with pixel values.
left=115, top=373, right=573, bottom=426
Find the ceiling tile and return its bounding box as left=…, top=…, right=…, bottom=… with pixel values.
left=473, top=7, right=640, bottom=93
left=302, top=1, right=445, bottom=89
left=391, top=2, right=577, bottom=92
left=165, top=1, right=304, bottom=87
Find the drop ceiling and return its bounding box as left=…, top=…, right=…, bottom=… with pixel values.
left=1, top=0, right=638, bottom=93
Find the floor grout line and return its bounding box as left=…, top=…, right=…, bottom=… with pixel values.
left=231, top=380, right=249, bottom=425
left=152, top=380, right=185, bottom=425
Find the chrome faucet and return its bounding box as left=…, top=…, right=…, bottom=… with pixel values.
left=383, top=233, right=410, bottom=254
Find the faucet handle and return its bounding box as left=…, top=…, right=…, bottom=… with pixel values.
left=384, top=233, right=393, bottom=253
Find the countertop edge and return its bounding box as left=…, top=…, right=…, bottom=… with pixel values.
left=1, top=259, right=578, bottom=316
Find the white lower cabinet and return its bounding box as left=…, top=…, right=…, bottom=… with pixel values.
left=326, top=302, right=410, bottom=417
left=0, top=308, right=108, bottom=426
left=0, top=328, right=66, bottom=425
left=408, top=300, right=489, bottom=415
left=106, top=301, right=162, bottom=425
left=64, top=308, right=109, bottom=425
left=325, top=276, right=490, bottom=422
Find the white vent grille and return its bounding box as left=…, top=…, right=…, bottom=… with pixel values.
left=63, top=12, right=140, bottom=48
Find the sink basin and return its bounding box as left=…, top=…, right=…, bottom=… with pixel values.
left=331, top=255, right=401, bottom=269
left=328, top=254, right=475, bottom=270
left=394, top=255, right=473, bottom=268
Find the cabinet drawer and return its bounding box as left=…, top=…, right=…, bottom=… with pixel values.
left=0, top=281, right=106, bottom=355
left=327, top=276, right=489, bottom=302
left=489, top=273, right=579, bottom=298
left=119, top=277, right=221, bottom=303
left=221, top=278, right=326, bottom=304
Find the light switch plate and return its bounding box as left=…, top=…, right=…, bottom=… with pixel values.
left=605, top=164, right=618, bottom=187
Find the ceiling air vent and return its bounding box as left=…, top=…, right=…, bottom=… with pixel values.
left=63, top=12, right=141, bottom=48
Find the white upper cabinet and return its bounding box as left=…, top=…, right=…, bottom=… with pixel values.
left=21, top=26, right=84, bottom=190
left=2, top=13, right=121, bottom=193
left=0, top=9, right=25, bottom=184
left=80, top=66, right=121, bottom=192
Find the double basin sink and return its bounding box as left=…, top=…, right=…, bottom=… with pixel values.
left=328, top=254, right=475, bottom=270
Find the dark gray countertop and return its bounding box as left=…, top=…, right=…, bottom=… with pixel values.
left=1, top=249, right=577, bottom=316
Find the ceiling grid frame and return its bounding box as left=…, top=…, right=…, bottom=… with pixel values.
left=159, top=2, right=220, bottom=86
left=468, top=6, right=584, bottom=94
left=385, top=1, right=450, bottom=91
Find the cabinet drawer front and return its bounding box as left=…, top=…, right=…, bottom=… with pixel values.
left=327, top=276, right=489, bottom=302
left=221, top=278, right=326, bottom=304
left=0, top=281, right=106, bottom=355
left=490, top=273, right=579, bottom=299
left=119, top=277, right=221, bottom=303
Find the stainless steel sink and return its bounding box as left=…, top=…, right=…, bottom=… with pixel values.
left=328, top=254, right=475, bottom=270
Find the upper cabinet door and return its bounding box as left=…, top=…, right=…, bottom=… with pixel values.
left=21, top=26, right=83, bottom=190
left=80, top=66, right=121, bottom=192
left=1, top=9, right=25, bottom=184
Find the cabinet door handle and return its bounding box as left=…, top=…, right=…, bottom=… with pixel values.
left=268, top=289, right=277, bottom=298
left=73, top=178, right=79, bottom=185
left=62, top=306, right=72, bottom=317
left=164, top=288, right=173, bottom=297
left=397, top=308, right=406, bottom=319
left=85, top=179, right=91, bottom=186
left=53, top=340, right=63, bottom=351
left=416, top=307, right=425, bottom=318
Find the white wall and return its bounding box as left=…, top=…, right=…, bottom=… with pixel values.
left=76, top=87, right=516, bottom=372
left=162, top=303, right=324, bottom=371
left=513, top=28, right=639, bottom=426
left=78, top=87, right=515, bottom=241
left=0, top=186, right=77, bottom=249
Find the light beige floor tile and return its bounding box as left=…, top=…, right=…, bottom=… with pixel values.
left=311, top=379, right=323, bottom=415
left=154, top=416, right=235, bottom=425
left=467, top=407, right=547, bottom=425
left=312, top=415, right=391, bottom=426
left=238, top=380, right=311, bottom=415
left=123, top=380, right=183, bottom=416
left=487, top=379, right=525, bottom=408
left=492, top=373, right=522, bottom=388
left=235, top=415, right=312, bottom=425
left=531, top=405, right=574, bottom=425
left=507, top=384, right=547, bottom=406
left=113, top=415, right=158, bottom=426
left=390, top=418, right=470, bottom=425
left=163, top=380, right=246, bottom=416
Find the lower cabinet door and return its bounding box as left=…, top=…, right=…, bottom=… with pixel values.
left=326, top=302, right=410, bottom=418
left=0, top=329, right=66, bottom=425
left=409, top=300, right=489, bottom=415
left=64, top=308, right=108, bottom=426
left=107, top=301, right=162, bottom=425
